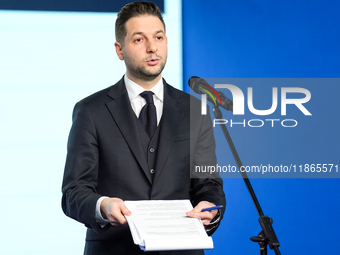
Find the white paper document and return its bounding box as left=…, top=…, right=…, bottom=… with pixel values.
left=124, top=199, right=214, bottom=251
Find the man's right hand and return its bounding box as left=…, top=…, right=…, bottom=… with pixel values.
left=100, top=198, right=131, bottom=225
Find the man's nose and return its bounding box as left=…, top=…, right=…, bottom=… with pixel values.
left=146, top=40, right=158, bottom=53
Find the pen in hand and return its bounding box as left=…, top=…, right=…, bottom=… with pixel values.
left=201, top=205, right=223, bottom=212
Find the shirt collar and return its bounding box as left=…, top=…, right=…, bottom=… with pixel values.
left=124, top=75, right=164, bottom=103
left=124, top=75, right=164, bottom=102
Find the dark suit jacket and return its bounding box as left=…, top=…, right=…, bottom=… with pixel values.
left=61, top=77, right=226, bottom=254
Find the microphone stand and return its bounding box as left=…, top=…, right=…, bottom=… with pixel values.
left=212, top=106, right=281, bottom=255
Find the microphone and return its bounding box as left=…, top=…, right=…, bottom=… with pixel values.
left=188, top=76, right=233, bottom=111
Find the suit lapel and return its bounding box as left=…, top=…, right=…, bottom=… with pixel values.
left=153, top=82, right=185, bottom=182
left=105, top=79, right=152, bottom=183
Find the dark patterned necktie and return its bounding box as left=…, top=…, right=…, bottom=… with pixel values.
left=139, top=91, right=157, bottom=138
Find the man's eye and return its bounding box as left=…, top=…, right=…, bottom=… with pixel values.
left=135, top=38, right=142, bottom=42
left=156, top=36, right=163, bottom=40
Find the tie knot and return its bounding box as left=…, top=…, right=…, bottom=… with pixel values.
left=140, top=91, right=154, bottom=104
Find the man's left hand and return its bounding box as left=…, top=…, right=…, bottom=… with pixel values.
left=186, top=201, right=218, bottom=225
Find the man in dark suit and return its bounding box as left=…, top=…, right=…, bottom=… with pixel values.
left=62, top=2, right=226, bottom=254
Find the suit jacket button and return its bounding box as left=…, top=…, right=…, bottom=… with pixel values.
left=150, top=169, right=155, bottom=174
left=149, top=148, right=155, bottom=153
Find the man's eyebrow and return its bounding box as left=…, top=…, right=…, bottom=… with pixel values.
left=131, top=31, right=143, bottom=36
left=155, top=30, right=165, bottom=34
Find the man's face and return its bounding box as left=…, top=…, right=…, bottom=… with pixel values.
left=115, top=15, right=167, bottom=83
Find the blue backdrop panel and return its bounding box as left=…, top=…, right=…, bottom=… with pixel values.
left=183, top=0, right=340, bottom=82
left=183, top=1, right=340, bottom=254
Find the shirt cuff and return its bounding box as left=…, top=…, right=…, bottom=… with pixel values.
left=95, top=196, right=110, bottom=227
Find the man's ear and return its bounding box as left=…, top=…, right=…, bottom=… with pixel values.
left=114, top=41, right=124, bottom=60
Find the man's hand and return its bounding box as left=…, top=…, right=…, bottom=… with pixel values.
left=100, top=197, right=131, bottom=225
left=186, top=201, right=218, bottom=225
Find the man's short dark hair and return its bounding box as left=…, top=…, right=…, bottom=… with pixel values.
left=115, top=1, right=165, bottom=44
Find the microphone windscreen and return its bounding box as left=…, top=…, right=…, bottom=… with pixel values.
left=188, top=76, right=204, bottom=94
